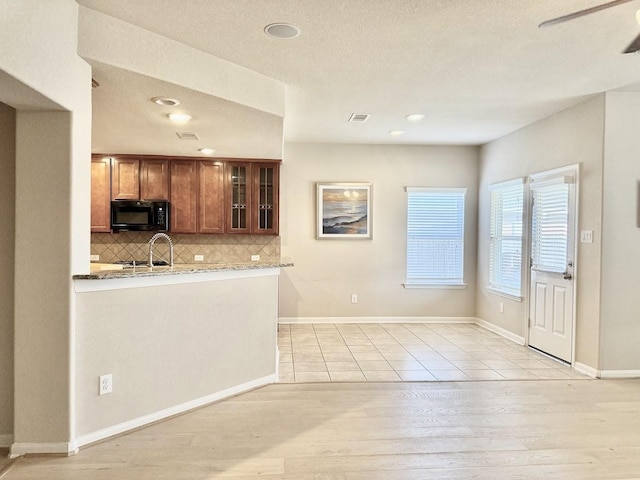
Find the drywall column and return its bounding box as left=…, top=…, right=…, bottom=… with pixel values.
left=0, top=103, right=16, bottom=447
left=13, top=112, right=75, bottom=454
left=1, top=0, right=92, bottom=455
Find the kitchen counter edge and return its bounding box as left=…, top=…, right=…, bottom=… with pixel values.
left=74, top=259, right=294, bottom=280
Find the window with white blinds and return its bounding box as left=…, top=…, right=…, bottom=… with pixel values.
left=406, top=188, right=466, bottom=286
left=489, top=179, right=524, bottom=297
left=531, top=180, right=570, bottom=273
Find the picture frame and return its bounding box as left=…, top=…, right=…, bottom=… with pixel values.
left=316, top=182, right=372, bottom=239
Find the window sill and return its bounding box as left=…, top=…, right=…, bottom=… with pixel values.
left=487, top=287, right=523, bottom=302
left=403, top=283, right=467, bottom=290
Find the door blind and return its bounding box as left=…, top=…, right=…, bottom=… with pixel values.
left=531, top=182, right=569, bottom=273
left=406, top=188, right=466, bottom=285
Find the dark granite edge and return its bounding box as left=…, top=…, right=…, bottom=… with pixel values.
left=74, top=259, right=294, bottom=280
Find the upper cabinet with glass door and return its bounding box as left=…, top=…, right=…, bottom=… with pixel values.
left=225, top=160, right=280, bottom=235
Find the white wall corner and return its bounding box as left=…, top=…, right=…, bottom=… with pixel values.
left=574, top=362, right=600, bottom=378
left=474, top=317, right=525, bottom=345
left=9, top=442, right=78, bottom=459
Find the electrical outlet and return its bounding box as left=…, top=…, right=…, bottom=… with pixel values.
left=194, top=254, right=204, bottom=261
left=99, top=374, right=112, bottom=396
left=90, top=254, right=99, bottom=262
left=351, top=294, right=358, bottom=304
left=251, top=254, right=260, bottom=261
left=499, top=302, right=504, bottom=313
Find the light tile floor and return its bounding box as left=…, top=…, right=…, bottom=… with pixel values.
left=277, top=323, right=588, bottom=383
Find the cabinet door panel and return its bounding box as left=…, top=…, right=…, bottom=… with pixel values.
left=170, top=160, right=197, bottom=233
left=225, top=162, right=251, bottom=234
left=252, top=163, right=279, bottom=235
left=91, top=157, right=111, bottom=232
left=111, top=157, right=140, bottom=200
left=140, top=158, right=170, bottom=200
left=198, top=161, right=224, bottom=234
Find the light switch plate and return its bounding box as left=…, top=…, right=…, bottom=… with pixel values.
left=580, top=230, right=593, bottom=243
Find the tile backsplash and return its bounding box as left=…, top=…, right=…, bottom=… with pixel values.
left=91, top=232, right=280, bottom=264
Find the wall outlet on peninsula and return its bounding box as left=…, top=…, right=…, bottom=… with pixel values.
left=99, top=374, right=113, bottom=396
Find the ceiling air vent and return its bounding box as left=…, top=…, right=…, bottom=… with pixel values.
left=348, top=113, right=370, bottom=123
left=176, top=132, right=200, bottom=140
left=91, top=78, right=100, bottom=89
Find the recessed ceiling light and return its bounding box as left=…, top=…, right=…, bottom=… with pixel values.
left=389, top=130, right=406, bottom=136
left=199, top=148, right=215, bottom=155
left=168, top=113, right=192, bottom=124
left=405, top=113, right=425, bottom=122
left=264, top=23, right=301, bottom=39
left=152, top=96, right=180, bottom=106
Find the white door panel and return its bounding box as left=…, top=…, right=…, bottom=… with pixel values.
left=528, top=169, right=576, bottom=363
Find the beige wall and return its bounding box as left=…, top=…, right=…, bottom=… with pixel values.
left=75, top=274, right=278, bottom=439
left=279, top=143, right=479, bottom=320
left=600, top=91, right=640, bottom=371
left=0, top=102, right=15, bottom=444
left=478, top=96, right=605, bottom=369
left=1, top=0, right=92, bottom=454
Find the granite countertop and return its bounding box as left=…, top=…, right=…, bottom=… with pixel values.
left=74, top=258, right=294, bottom=280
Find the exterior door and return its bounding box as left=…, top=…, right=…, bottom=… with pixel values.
left=528, top=168, right=577, bottom=362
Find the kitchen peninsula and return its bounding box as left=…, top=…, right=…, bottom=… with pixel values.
left=72, top=258, right=292, bottom=447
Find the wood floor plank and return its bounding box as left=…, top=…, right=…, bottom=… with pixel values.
left=6, top=380, right=640, bottom=479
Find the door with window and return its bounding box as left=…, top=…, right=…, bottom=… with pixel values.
left=528, top=168, right=577, bottom=362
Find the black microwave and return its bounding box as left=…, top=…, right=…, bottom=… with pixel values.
left=111, top=200, right=170, bottom=232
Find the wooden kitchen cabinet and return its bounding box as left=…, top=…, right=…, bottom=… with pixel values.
left=225, top=161, right=280, bottom=235
left=252, top=162, right=279, bottom=235
left=170, top=160, right=198, bottom=233
left=111, top=157, right=140, bottom=200
left=198, top=160, right=225, bottom=234
left=140, top=158, right=170, bottom=200
left=91, top=157, right=111, bottom=233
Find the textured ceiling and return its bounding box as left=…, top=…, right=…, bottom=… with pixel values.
left=77, top=0, right=640, bottom=147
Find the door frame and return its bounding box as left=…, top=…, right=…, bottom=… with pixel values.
left=523, top=163, right=580, bottom=366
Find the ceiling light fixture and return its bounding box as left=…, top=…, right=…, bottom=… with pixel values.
left=405, top=113, right=425, bottom=122
left=389, top=130, right=406, bottom=136
left=264, top=23, right=301, bottom=39
left=152, top=96, right=180, bottom=106
left=168, top=113, right=192, bottom=124
left=199, top=148, right=215, bottom=155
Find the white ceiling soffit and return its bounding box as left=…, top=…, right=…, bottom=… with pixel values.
left=77, top=0, right=640, bottom=146
left=90, top=62, right=283, bottom=158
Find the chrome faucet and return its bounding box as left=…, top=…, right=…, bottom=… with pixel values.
left=149, top=232, right=174, bottom=267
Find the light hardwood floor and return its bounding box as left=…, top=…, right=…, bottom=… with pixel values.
left=4, top=379, right=640, bottom=479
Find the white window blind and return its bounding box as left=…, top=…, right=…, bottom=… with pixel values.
left=489, top=179, right=524, bottom=297
left=531, top=181, right=570, bottom=273
left=406, top=188, right=466, bottom=285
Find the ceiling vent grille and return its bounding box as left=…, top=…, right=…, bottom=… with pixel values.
left=176, top=132, right=200, bottom=140
left=349, top=113, right=370, bottom=123
left=91, top=78, right=100, bottom=89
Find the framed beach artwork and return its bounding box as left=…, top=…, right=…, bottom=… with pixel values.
left=316, top=182, right=372, bottom=239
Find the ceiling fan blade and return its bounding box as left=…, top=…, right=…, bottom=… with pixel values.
left=539, top=0, right=635, bottom=28
left=623, top=32, right=640, bottom=52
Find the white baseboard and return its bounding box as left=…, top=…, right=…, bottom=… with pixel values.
left=599, top=369, right=640, bottom=379
left=75, top=374, right=276, bottom=448
left=279, top=316, right=477, bottom=324
left=474, top=318, right=525, bottom=345
left=574, top=362, right=599, bottom=378
left=9, top=442, right=77, bottom=459
left=0, top=434, right=13, bottom=448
